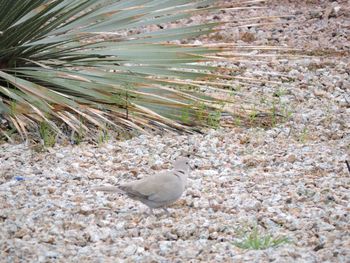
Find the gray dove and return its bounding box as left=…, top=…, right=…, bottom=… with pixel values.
left=94, top=157, right=190, bottom=214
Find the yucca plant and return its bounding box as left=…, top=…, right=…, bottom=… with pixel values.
left=0, top=0, right=276, bottom=141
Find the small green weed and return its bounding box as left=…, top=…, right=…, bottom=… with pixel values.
left=234, top=117, right=242, bottom=126
left=39, top=121, right=57, bottom=148
left=194, top=102, right=223, bottom=129
left=71, top=120, right=86, bottom=145
left=207, top=110, right=221, bottom=129
left=195, top=102, right=207, bottom=123
left=298, top=127, right=309, bottom=143
left=97, top=128, right=110, bottom=145
left=234, top=226, right=290, bottom=250
left=248, top=107, right=258, bottom=124
left=180, top=108, right=190, bottom=124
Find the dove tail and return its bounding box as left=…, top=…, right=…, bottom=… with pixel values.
left=93, top=186, right=122, bottom=193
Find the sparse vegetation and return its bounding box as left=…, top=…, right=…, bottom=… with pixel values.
left=38, top=121, right=57, bottom=148
left=207, top=110, right=222, bottom=129
left=97, top=128, right=110, bottom=146
left=299, top=127, right=309, bottom=143
left=234, top=226, right=290, bottom=250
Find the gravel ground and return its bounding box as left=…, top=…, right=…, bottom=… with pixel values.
left=0, top=0, right=349, bottom=262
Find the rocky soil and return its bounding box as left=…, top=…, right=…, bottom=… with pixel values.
left=0, top=0, right=349, bottom=262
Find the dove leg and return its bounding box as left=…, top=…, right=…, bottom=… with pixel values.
left=162, top=207, right=170, bottom=216
left=149, top=208, right=154, bottom=215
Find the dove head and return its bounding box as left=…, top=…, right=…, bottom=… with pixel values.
left=173, top=157, right=190, bottom=182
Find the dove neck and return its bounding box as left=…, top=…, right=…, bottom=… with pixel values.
left=174, top=168, right=188, bottom=183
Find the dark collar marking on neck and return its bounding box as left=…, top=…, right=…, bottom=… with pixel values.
left=174, top=170, right=185, bottom=179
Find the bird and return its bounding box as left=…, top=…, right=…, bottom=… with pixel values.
left=93, top=157, right=190, bottom=215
